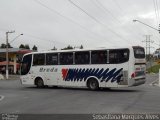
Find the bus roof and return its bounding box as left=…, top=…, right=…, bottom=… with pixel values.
left=24, top=46, right=143, bottom=55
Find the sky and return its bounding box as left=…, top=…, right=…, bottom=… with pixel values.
left=0, top=0, right=160, bottom=53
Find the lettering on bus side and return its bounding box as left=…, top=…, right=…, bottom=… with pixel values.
left=39, top=67, right=58, bottom=72
left=62, top=68, right=123, bottom=83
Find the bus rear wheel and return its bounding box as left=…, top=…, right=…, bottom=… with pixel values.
left=36, top=78, right=44, bottom=88
left=87, top=79, right=99, bottom=90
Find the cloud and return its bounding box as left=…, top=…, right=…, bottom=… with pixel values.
left=0, top=0, right=159, bottom=52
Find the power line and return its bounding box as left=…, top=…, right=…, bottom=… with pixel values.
left=94, top=0, right=144, bottom=44
left=19, top=33, right=71, bottom=50
left=112, top=0, right=124, bottom=15
left=93, top=0, right=121, bottom=24
left=0, top=27, right=74, bottom=48
left=24, top=33, right=68, bottom=46
left=68, top=0, right=131, bottom=45
left=153, top=0, right=159, bottom=27
left=33, top=0, right=116, bottom=45
left=155, top=0, right=160, bottom=23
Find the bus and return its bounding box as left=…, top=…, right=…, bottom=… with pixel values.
left=20, top=46, right=146, bottom=90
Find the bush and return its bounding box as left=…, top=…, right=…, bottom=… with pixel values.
left=147, top=64, right=160, bottom=73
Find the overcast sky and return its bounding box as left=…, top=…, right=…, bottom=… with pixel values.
left=0, top=0, right=160, bottom=52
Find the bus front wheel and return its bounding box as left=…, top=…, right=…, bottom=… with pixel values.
left=87, top=78, right=99, bottom=90
left=35, top=78, right=44, bottom=88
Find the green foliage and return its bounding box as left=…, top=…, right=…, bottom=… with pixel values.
left=147, top=64, right=160, bottom=73
left=32, top=45, right=38, bottom=51
left=61, top=45, right=73, bottom=50
left=24, top=44, right=30, bottom=50
left=19, top=44, right=25, bottom=49
left=0, top=43, right=12, bottom=48
left=0, top=43, right=6, bottom=48
left=19, top=44, right=30, bottom=50
left=80, top=45, right=83, bottom=49
left=51, top=46, right=57, bottom=50
left=61, top=45, right=84, bottom=50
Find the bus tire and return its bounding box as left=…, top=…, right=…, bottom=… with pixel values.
left=87, top=78, right=99, bottom=90
left=35, top=78, right=44, bottom=88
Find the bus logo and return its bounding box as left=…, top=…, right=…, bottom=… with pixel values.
left=62, top=68, right=123, bottom=83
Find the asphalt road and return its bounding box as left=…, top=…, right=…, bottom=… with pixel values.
left=0, top=74, right=160, bottom=114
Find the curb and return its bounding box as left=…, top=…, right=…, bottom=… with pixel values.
left=150, top=79, right=158, bottom=85
left=150, top=79, right=160, bottom=87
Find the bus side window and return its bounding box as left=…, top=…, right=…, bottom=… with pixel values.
left=46, top=53, right=58, bottom=65
left=75, top=52, right=90, bottom=64
left=109, top=49, right=129, bottom=64
left=60, top=52, right=73, bottom=65
left=91, top=50, right=107, bottom=64
left=119, top=50, right=129, bottom=63
left=33, top=54, right=45, bottom=66
left=109, top=50, right=118, bottom=64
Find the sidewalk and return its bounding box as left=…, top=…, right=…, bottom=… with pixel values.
left=0, top=74, right=20, bottom=80
left=150, top=79, right=160, bottom=87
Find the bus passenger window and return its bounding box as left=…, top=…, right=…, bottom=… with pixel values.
left=119, top=50, right=129, bottom=63
left=109, top=49, right=129, bottom=64
left=75, top=52, right=90, bottom=64
left=46, top=53, right=58, bottom=65
left=91, top=50, right=107, bottom=64
left=60, top=53, right=73, bottom=65
left=33, top=54, right=45, bottom=66
left=109, top=51, right=118, bottom=64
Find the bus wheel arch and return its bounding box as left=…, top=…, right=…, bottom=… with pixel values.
left=35, top=77, right=44, bottom=88
left=86, top=77, right=99, bottom=90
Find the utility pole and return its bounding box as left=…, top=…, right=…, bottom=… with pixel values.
left=142, top=35, right=154, bottom=70
left=159, top=24, right=160, bottom=34
left=142, top=35, right=154, bottom=57
left=6, top=30, right=15, bottom=79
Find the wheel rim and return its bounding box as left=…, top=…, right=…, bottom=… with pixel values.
left=90, top=80, right=97, bottom=89
left=37, top=80, right=43, bottom=87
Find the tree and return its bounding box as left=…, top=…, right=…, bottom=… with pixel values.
left=19, top=44, right=25, bottom=49
left=7, top=43, right=12, bottom=48
left=61, top=45, right=73, bottom=50
left=80, top=45, right=83, bottom=49
left=0, top=43, right=12, bottom=48
left=24, top=44, right=30, bottom=50
left=32, top=45, right=38, bottom=51
left=51, top=46, right=57, bottom=50
left=0, top=43, right=6, bottom=48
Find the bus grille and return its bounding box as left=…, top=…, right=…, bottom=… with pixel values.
left=118, top=71, right=128, bottom=85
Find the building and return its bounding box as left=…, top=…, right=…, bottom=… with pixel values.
left=153, top=48, right=160, bottom=59
left=0, top=48, right=32, bottom=74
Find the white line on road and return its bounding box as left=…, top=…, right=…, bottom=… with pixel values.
left=0, top=95, right=4, bottom=101
left=149, top=79, right=158, bottom=86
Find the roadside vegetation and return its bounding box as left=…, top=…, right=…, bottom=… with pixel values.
left=147, top=59, right=160, bottom=73
left=147, top=64, right=160, bottom=73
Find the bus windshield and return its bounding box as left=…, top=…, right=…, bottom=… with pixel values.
left=133, top=47, right=145, bottom=59
left=21, top=54, right=32, bottom=75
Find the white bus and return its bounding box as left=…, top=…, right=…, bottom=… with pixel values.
left=20, top=46, right=146, bottom=90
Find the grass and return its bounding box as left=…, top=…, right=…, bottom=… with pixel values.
left=147, top=64, right=160, bottom=73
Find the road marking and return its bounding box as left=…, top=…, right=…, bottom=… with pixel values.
left=149, top=79, right=160, bottom=86
left=0, top=95, right=4, bottom=101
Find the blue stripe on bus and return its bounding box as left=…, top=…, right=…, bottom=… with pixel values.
left=62, top=68, right=123, bottom=83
